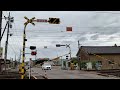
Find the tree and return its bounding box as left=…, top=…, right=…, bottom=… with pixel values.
left=114, top=44, right=117, bottom=47
left=71, top=57, right=78, bottom=65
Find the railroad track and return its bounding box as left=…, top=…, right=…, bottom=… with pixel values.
left=31, top=70, right=48, bottom=79
left=97, top=69, right=120, bottom=77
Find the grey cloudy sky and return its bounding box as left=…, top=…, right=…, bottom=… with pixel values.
left=1, top=11, right=120, bottom=61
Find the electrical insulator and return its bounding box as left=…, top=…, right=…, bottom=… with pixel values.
left=10, top=17, right=14, bottom=23
left=10, top=24, right=12, bottom=28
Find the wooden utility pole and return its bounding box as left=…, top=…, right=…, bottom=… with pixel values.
left=4, top=12, right=10, bottom=72
left=0, top=11, right=2, bottom=47
left=19, top=49, right=21, bottom=63
left=0, top=11, right=2, bottom=73
left=78, top=40, right=81, bottom=70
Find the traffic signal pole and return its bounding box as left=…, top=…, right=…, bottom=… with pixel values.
left=29, top=58, right=31, bottom=79
left=78, top=40, right=81, bottom=70
left=66, top=44, right=71, bottom=70
left=0, top=11, right=2, bottom=73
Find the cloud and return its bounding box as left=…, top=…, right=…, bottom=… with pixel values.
left=2, top=11, right=120, bottom=61
left=90, top=34, right=99, bottom=40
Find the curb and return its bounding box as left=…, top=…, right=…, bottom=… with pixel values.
left=97, top=73, right=109, bottom=77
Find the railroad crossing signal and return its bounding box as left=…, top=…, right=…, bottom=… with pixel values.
left=31, top=51, right=37, bottom=55
left=66, top=55, right=68, bottom=60
left=21, top=16, right=36, bottom=79
left=30, top=46, right=36, bottom=50
left=24, top=16, right=35, bottom=26
left=48, top=18, right=60, bottom=24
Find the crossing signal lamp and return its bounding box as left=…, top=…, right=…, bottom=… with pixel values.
left=31, top=51, right=37, bottom=55
left=48, top=18, right=60, bottom=24
left=56, top=44, right=61, bottom=47
left=66, top=27, right=72, bottom=32
left=66, top=55, right=68, bottom=60
left=30, top=46, right=36, bottom=50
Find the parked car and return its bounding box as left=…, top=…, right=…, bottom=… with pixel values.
left=42, top=63, right=51, bottom=70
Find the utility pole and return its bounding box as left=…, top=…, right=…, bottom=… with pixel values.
left=19, top=49, right=21, bottom=63
left=0, top=11, right=2, bottom=73
left=78, top=40, right=80, bottom=49
left=0, top=11, right=2, bottom=47
left=15, top=54, right=16, bottom=69
left=35, top=50, right=37, bottom=60
left=29, top=58, right=31, bottom=79
left=12, top=58, right=13, bottom=68
left=78, top=40, right=81, bottom=70
left=4, top=12, right=10, bottom=72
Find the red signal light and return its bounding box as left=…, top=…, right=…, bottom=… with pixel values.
left=31, top=51, right=37, bottom=55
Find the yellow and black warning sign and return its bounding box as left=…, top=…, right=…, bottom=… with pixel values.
left=48, top=18, right=60, bottom=24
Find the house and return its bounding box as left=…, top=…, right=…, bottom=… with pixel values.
left=0, top=59, right=11, bottom=72
left=76, top=46, right=120, bottom=70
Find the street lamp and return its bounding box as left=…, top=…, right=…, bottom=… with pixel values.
left=21, top=16, right=35, bottom=79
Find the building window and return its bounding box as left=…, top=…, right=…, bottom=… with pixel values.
left=98, top=61, right=102, bottom=65
left=108, top=60, right=114, bottom=64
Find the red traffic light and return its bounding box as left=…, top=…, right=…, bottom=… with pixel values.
left=31, top=51, right=37, bottom=55
left=66, top=27, right=72, bottom=31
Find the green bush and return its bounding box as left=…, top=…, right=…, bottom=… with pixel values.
left=91, top=61, right=97, bottom=69
left=80, top=61, right=87, bottom=69
left=63, top=61, right=66, bottom=66
left=71, top=57, right=78, bottom=65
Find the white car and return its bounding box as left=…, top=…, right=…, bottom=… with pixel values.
left=42, top=63, right=51, bottom=70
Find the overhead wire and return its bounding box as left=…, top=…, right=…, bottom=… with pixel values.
left=8, top=12, right=22, bottom=50
left=9, top=25, right=21, bottom=51
left=8, top=44, right=19, bottom=57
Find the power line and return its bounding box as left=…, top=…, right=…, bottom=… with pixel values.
left=8, top=43, right=19, bottom=57
left=92, top=11, right=120, bottom=14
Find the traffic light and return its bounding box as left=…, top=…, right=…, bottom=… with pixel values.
left=66, top=55, right=68, bottom=60
left=10, top=17, right=14, bottom=23
left=48, top=18, right=60, bottom=24
left=24, top=39, right=27, bottom=41
left=30, top=46, right=36, bottom=50
left=31, top=51, right=37, bottom=55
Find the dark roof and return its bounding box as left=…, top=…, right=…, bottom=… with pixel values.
left=76, top=46, right=120, bottom=56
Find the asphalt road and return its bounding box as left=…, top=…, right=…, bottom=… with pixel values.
left=31, top=66, right=120, bottom=79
